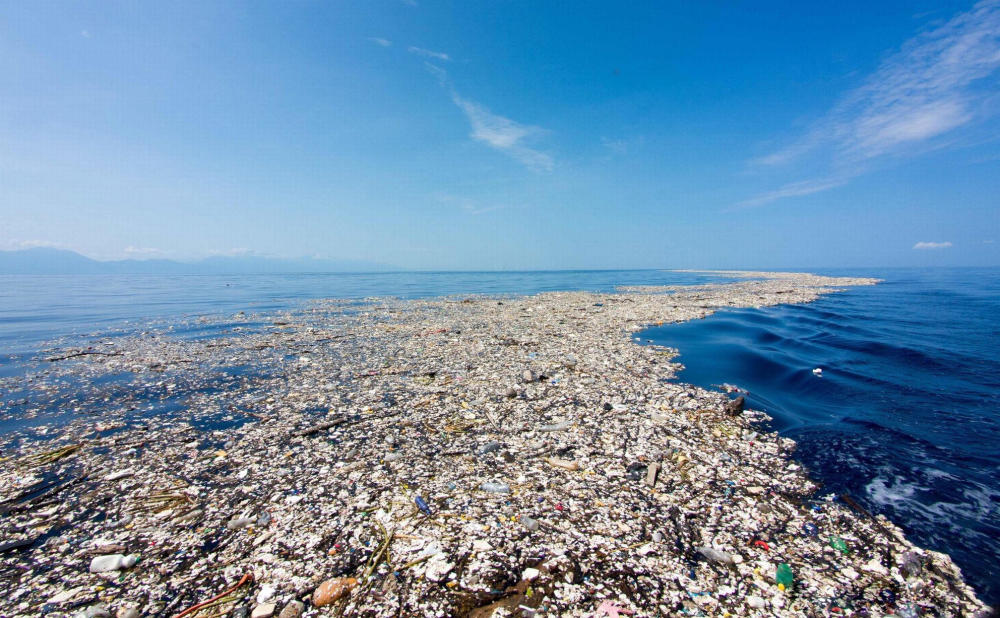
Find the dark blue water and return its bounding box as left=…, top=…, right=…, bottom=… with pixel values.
left=641, top=268, right=1000, bottom=605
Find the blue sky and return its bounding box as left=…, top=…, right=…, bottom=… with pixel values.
left=1, top=1, right=998, bottom=269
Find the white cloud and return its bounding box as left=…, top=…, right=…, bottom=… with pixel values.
left=368, top=37, right=392, bottom=47
left=450, top=94, right=553, bottom=171
left=425, top=64, right=553, bottom=171
left=408, top=46, right=450, bottom=61
left=745, top=0, right=1000, bottom=205
left=424, top=62, right=448, bottom=85
left=80, top=30, right=91, bottom=38
left=123, top=246, right=167, bottom=258
left=736, top=178, right=846, bottom=208
left=1, top=239, right=65, bottom=250
left=207, top=248, right=255, bottom=257
left=913, top=241, right=954, bottom=249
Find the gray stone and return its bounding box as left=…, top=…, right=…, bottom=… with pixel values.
left=227, top=517, right=254, bottom=530
left=645, top=462, right=661, bottom=487
left=278, top=600, right=304, bottom=618
left=75, top=605, right=111, bottom=618
left=477, top=441, right=502, bottom=456
left=251, top=603, right=276, bottom=618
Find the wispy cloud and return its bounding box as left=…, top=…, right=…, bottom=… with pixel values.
left=435, top=193, right=516, bottom=215
left=450, top=95, right=553, bottom=171
left=368, top=37, right=392, bottom=47
left=744, top=0, right=1000, bottom=205
left=1, top=239, right=65, bottom=250
left=913, top=241, right=953, bottom=249
left=425, top=64, right=553, bottom=172
left=735, top=178, right=846, bottom=208
left=123, top=246, right=168, bottom=258
left=408, top=46, right=450, bottom=61
left=602, top=138, right=629, bottom=155
left=207, top=248, right=256, bottom=257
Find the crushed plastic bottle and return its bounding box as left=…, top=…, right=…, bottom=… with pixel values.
left=479, top=482, right=512, bottom=493
left=537, top=420, right=572, bottom=432
left=897, top=603, right=919, bottom=618
left=829, top=535, right=849, bottom=554
left=89, top=554, right=138, bottom=573
left=415, top=495, right=432, bottom=515
left=697, top=546, right=735, bottom=565
left=775, top=563, right=793, bottom=591
left=802, top=522, right=818, bottom=537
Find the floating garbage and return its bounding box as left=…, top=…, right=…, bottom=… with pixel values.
left=0, top=272, right=987, bottom=617
left=775, top=562, right=794, bottom=590
left=479, top=482, right=512, bottom=493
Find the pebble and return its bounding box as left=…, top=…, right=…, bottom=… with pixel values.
left=312, top=578, right=358, bottom=607
left=747, top=595, right=766, bottom=609
left=256, top=584, right=276, bottom=604
left=477, top=441, right=502, bottom=456
left=251, top=603, right=276, bottom=618
left=278, top=600, right=304, bottom=618
left=227, top=517, right=254, bottom=530
left=116, top=606, right=141, bottom=618
left=75, top=605, right=111, bottom=618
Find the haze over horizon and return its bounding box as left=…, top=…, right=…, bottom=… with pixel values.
left=2, top=1, right=999, bottom=270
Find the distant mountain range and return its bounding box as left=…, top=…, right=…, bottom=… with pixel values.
left=0, top=248, right=397, bottom=275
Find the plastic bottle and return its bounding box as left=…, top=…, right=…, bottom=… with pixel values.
left=829, top=535, right=849, bottom=554
left=479, top=482, right=512, bottom=493
left=775, top=563, right=793, bottom=590
left=697, top=546, right=735, bottom=565
left=415, top=495, right=432, bottom=515
left=89, top=554, right=138, bottom=573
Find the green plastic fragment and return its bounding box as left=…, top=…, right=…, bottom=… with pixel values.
left=829, top=535, right=849, bottom=554
left=775, top=562, right=794, bottom=588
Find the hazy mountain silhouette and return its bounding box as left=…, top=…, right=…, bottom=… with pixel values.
left=0, top=248, right=397, bottom=274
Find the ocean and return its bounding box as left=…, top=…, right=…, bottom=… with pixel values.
left=641, top=267, right=1000, bottom=604
left=0, top=267, right=997, bottom=603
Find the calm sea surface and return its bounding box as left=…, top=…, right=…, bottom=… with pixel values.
left=0, top=268, right=997, bottom=603
left=642, top=267, right=1000, bottom=604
